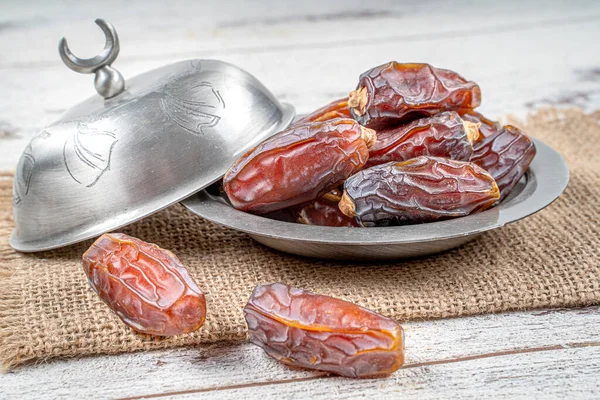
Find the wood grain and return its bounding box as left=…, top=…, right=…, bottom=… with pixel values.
left=0, top=0, right=596, bottom=66
left=1, top=307, right=598, bottom=399
left=162, top=346, right=600, bottom=400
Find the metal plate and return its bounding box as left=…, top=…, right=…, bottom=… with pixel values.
left=181, top=138, right=569, bottom=260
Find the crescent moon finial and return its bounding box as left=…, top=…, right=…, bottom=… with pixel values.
left=58, top=19, right=125, bottom=99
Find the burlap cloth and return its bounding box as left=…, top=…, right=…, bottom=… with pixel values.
left=1, top=108, right=599, bottom=371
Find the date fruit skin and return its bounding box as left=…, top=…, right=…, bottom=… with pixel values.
left=470, top=125, right=536, bottom=201
left=244, top=283, right=404, bottom=378
left=452, top=111, right=536, bottom=200
left=339, top=157, right=500, bottom=227
left=264, top=189, right=358, bottom=227
left=295, top=97, right=352, bottom=124
left=82, top=233, right=207, bottom=336
left=297, top=197, right=359, bottom=227
left=349, top=62, right=481, bottom=129
left=366, top=111, right=480, bottom=168
left=224, top=119, right=376, bottom=214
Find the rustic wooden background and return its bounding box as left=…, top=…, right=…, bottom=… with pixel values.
left=1, top=0, right=599, bottom=398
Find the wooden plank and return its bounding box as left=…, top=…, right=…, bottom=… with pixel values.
left=0, top=0, right=597, bottom=67
left=1, top=307, right=598, bottom=399
left=163, top=346, right=600, bottom=400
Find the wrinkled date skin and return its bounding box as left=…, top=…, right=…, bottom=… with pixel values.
left=82, top=233, right=207, bottom=336
left=244, top=283, right=404, bottom=378
left=349, top=62, right=481, bottom=129
left=264, top=188, right=358, bottom=227
left=339, top=157, right=500, bottom=226
left=297, top=198, right=359, bottom=227
left=295, top=97, right=352, bottom=124
left=224, top=119, right=376, bottom=214
left=470, top=125, right=536, bottom=201
left=366, top=111, right=480, bottom=168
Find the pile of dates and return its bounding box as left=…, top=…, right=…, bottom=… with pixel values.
left=83, top=233, right=404, bottom=378
left=224, top=62, right=536, bottom=227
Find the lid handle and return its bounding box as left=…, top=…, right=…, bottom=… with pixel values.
left=58, top=19, right=125, bottom=99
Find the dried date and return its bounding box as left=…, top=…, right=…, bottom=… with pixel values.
left=244, top=283, right=405, bottom=378
left=263, top=188, right=358, bottom=227
left=82, top=233, right=207, bottom=336
left=297, top=197, right=359, bottom=227
left=339, top=157, right=500, bottom=226
left=295, top=97, right=352, bottom=124
left=366, top=111, right=480, bottom=168
left=449, top=110, right=536, bottom=200
left=470, top=125, right=536, bottom=201
left=349, top=62, right=481, bottom=129
left=224, top=119, right=376, bottom=214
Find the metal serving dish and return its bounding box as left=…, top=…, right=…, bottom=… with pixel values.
left=10, top=20, right=294, bottom=252
left=182, top=138, right=569, bottom=261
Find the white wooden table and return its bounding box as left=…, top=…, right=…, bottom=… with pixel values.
left=1, top=1, right=599, bottom=398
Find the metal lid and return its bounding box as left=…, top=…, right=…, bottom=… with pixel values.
left=10, top=19, right=295, bottom=252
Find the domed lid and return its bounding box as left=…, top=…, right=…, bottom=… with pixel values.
left=10, top=19, right=294, bottom=252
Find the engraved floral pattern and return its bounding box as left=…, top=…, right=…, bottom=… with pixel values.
left=13, top=146, right=35, bottom=206
left=13, top=129, right=51, bottom=206
left=159, top=80, right=225, bottom=135
left=63, top=123, right=117, bottom=187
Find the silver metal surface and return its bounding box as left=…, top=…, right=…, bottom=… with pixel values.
left=59, top=19, right=125, bottom=99
left=182, top=138, right=569, bottom=261
left=11, top=22, right=295, bottom=252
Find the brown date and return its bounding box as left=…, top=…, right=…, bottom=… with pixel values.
left=297, top=197, right=359, bottom=227
left=470, top=125, right=536, bottom=201
left=263, top=188, right=358, bottom=227
left=223, top=119, right=376, bottom=214
left=339, top=157, right=500, bottom=226
left=295, top=97, right=352, bottom=124
left=366, top=111, right=480, bottom=168
left=82, top=233, right=207, bottom=336
left=349, top=62, right=481, bottom=129
left=244, top=283, right=405, bottom=378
